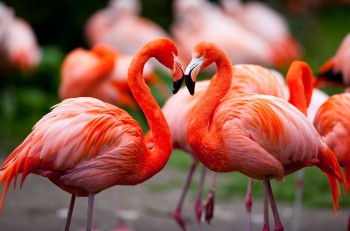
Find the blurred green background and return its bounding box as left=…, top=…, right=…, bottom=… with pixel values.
left=0, top=0, right=350, bottom=208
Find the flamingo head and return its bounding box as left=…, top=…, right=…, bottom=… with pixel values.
left=315, top=59, right=344, bottom=88
left=148, top=38, right=184, bottom=94
left=184, top=41, right=222, bottom=95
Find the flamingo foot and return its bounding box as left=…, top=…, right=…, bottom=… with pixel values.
left=194, top=199, right=203, bottom=223
left=110, top=219, right=133, bottom=231
left=173, top=207, right=187, bottom=231
left=274, top=223, right=284, bottom=231
left=204, top=190, right=215, bottom=224
left=348, top=215, right=350, bottom=231
left=262, top=224, right=270, bottom=231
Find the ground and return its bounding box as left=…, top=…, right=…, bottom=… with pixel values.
left=0, top=160, right=348, bottom=231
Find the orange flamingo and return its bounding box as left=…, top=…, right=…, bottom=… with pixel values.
left=183, top=41, right=344, bottom=230
left=148, top=61, right=315, bottom=230
left=313, top=92, right=350, bottom=230
left=0, top=2, right=41, bottom=74
left=313, top=33, right=350, bottom=230
left=60, top=43, right=169, bottom=109
left=0, top=38, right=184, bottom=231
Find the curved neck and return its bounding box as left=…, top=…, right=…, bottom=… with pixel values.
left=188, top=52, right=233, bottom=148
left=286, top=61, right=313, bottom=116
left=128, top=46, right=172, bottom=173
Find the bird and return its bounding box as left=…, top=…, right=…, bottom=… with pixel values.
left=0, top=38, right=184, bottom=231
left=59, top=43, right=169, bottom=109
left=313, top=33, right=350, bottom=231
left=314, top=92, right=350, bottom=189
left=0, top=2, right=41, bottom=74
left=317, top=33, right=350, bottom=89
left=85, top=0, right=169, bottom=56
left=313, top=92, right=350, bottom=230
left=171, top=0, right=280, bottom=70
left=219, top=0, right=302, bottom=68
left=147, top=61, right=318, bottom=231
left=183, top=41, right=344, bottom=230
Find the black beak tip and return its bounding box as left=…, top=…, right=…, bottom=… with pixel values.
left=173, top=77, right=184, bottom=94
left=184, top=74, right=195, bottom=96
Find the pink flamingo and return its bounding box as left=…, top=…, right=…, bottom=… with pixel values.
left=171, top=0, right=279, bottom=70
left=0, top=38, right=184, bottom=231
left=183, top=41, right=344, bottom=231
left=219, top=0, right=302, bottom=68
left=0, top=2, right=41, bottom=74
left=85, top=0, right=169, bottom=56
left=317, top=33, right=350, bottom=89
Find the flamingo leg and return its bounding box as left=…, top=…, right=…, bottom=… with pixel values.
left=194, top=165, right=207, bottom=231
left=86, top=193, right=95, bottom=231
left=204, top=171, right=216, bottom=224
left=64, top=194, right=76, bottom=231
left=266, top=180, right=284, bottom=231
left=262, top=177, right=270, bottom=231
left=173, top=160, right=198, bottom=231
left=245, top=178, right=254, bottom=231
left=292, top=169, right=304, bottom=231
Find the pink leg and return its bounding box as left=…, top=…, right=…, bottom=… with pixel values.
left=64, top=194, right=76, bottom=231
left=194, top=165, right=207, bottom=231
left=86, top=193, right=95, bottom=231
left=266, top=180, right=284, bottom=231
left=262, top=177, right=270, bottom=231
left=245, top=178, right=254, bottom=231
left=204, top=172, right=216, bottom=224
left=173, top=160, right=198, bottom=231
left=292, top=169, right=304, bottom=231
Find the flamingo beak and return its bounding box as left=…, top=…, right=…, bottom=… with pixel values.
left=172, top=61, right=184, bottom=94
left=184, top=57, right=202, bottom=95
left=315, top=70, right=344, bottom=88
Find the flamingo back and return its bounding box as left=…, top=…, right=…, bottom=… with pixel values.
left=0, top=97, right=148, bottom=210
left=229, top=64, right=287, bottom=99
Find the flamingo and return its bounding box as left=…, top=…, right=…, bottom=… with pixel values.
left=219, top=0, right=302, bottom=68
left=59, top=43, right=169, bottom=109
left=183, top=41, right=344, bottom=230
left=313, top=32, right=350, bottom=231
left=147, top=61, right=319, bottom=230
left=171, top=0, right=279, bottom=70
left=85, top=0, right=169, bottom=56
left=0, top=38, right=184, bottom=231
left=317, top=33, right=350, bottom=89
left=0, top=2, right=41, bottom=74
left=313, top=91, right=350, bottom=230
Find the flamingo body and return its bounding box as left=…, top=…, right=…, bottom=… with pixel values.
left=314, top=93, right=350, bottom=187
left=0, top=3, right=41, bottom=73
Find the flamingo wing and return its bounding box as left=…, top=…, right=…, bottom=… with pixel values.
left=202, top=94, right=323, bottom=177
left=0, top=97, right=146, bottom=201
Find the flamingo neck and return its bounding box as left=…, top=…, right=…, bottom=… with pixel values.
left=128, top=46, right=172, bottom=174
left=188, top=53, right=233, bottom=150
left=286, top=62, right=313, bottom=116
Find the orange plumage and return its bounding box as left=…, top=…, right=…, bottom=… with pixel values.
left=183, top=41, right=344, bottom=230
left=0, top=38, right=184, bottom=230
